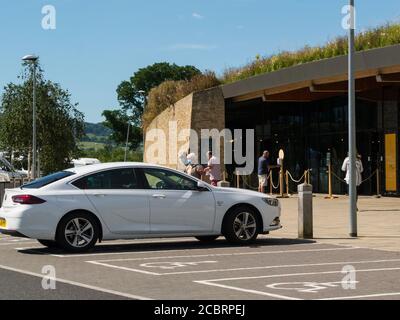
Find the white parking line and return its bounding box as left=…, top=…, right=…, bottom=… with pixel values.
left=0, top=242, right=38, bottom=246
left=195, top=267, right=400, bottom=300
left=321, top=292, right=400, bottom=300
left=88, top=246, right=360, bottom=263
left=154, top=258, right=400, bottom=275
left=15, top=241, right=328, bottom=258
left=0, top=264, right=152, bottom=300
left=85, top=247, right=363, bottom=275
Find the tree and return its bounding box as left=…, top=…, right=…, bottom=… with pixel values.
left=103, top=62, right=201, bottom=148
left=102, top=109, right=141, bottom=150
left=0, top=63, right=85, bottom=174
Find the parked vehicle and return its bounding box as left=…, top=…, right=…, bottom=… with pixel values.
left=70, top=158, right=101, bottom=167
left=0, top=155, right=28, bottom=182
left=0, top=162, right=281, bottom=252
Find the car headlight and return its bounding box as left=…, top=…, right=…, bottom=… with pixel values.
left=262, top=198, right=279, bottom=207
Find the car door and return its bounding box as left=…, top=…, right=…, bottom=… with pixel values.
left=139, top=167, right=216, bottom=234
left=72, top=167, right=150, bottom=234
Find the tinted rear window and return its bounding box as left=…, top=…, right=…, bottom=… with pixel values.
left=22, top=171, right=75, bottom=189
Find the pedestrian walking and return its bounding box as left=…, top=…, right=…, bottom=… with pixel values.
left=342, top=152, right=364, bottom=209
left=258, top=150, right=270, bottom=193
left=204, top=151, right=221, bottom=186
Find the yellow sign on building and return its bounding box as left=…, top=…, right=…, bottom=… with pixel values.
left=385, top=133, right=397, bottom=192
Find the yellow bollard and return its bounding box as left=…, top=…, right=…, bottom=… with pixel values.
left=285, top=171, right=289, bottom=196
left=324, top=164, right=338, bottom=199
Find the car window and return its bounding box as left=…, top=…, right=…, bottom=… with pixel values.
left=142, top=168, right=197, bottom=190
left=72, top=168, right=139, bottom=190
left=22, top=171, right=75, bottom=189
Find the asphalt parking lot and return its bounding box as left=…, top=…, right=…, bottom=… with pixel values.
left=1, top=234, right=400, bottom=300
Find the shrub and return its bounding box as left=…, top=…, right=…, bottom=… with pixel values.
left=222, top=23, right=400, bottom=83
left=143, top=71, right=221, bottom=129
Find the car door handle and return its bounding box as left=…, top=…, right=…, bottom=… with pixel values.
left=94, top=194, right=106, bottom=197
left=152, top=194, right=166, bottom=199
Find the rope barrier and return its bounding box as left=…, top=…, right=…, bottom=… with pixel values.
left=270, top=173, right=280, bottom=190
left=287, top=171, right=306, bottom=184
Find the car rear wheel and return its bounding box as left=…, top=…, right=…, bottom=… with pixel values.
left=195, top=236, right=219, bottom=242
left=56, top=212, right=99, bottom=253
left=223, top=206, right=260, bottom=244
left=37, top=239, right=59, bottom=249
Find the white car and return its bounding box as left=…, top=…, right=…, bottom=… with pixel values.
left=0, top=162, right=281, bottom=252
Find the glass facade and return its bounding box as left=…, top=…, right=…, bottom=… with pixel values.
left=226, top=86, right=400, bottom=196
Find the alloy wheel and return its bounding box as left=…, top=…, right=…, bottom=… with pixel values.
left=233, top=212, right=257, bottom=240
left=64, top=218, right=94, bottom=248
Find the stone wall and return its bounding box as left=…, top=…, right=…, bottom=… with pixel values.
left=144, top=86, right=225, bottom=171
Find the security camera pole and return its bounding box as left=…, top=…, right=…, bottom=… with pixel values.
left=348, top=0, right=357, bottom=237
left=22, top=55, right=39, bottom=179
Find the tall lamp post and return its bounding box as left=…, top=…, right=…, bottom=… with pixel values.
left=22, top=55, right=39, bottom=180
left=124, top=90, right=146, bottom=162
left=348, top=0, right=357, bottom=237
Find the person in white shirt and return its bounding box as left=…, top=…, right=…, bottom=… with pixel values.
left=342, top=153, right=364, bottom=208
left=204, top=151, right=221, bottom=186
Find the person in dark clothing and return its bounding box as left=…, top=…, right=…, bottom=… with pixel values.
left=258, top=151, right=270, bottom=193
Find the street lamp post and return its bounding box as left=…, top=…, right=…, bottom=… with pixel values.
left=22, top=55, right=39, bottom=180
left=348, top=0, right=357, bottom=237
left=124, top=90, right=146, bottom=162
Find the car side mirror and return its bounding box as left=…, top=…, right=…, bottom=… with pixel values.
left=197, top=181, right=209, bottom=191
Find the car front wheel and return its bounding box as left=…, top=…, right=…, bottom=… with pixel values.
left=223, top=207, right=260, bottom=244
left=56, top=212, right=99, bottom=253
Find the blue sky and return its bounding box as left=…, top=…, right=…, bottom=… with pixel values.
left=1, top=0, right=400, bottom=123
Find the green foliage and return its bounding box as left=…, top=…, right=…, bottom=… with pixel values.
left=223, top=23, right=400, bottom=83
left=81, top=145, right=143, bottom=163
left=102, top=109, right=142, bottom=150
left=84, top=122, right=112, bottom=136
left=103, top=62, right=201, bottom=147
left=143, top=71, right=221, bottom=129
left=0, top=63, right=85, bottom=174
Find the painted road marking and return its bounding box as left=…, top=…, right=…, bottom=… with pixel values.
left=86, top=253, right=398, bottom=277
left=14, top=241, right=330, bottom=258
left=140, top=261, right=218, bottom=270
left=195, top=267, right=400, bottom=300
left=86, top=246, right=360, bottom=262
left=0, top=264, right=152, bottom=300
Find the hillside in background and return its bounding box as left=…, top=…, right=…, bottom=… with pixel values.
left=80, top=122, right=113, bottom=151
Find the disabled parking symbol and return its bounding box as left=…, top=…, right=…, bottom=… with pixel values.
left=266, top=281, right=359, bottom=293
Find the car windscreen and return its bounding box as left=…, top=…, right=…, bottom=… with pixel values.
left=21, top=171, right=75, bottom=189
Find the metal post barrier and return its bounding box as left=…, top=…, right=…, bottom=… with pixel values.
left=325, top=164, right=338, bottom=200
left=298, top=183, right=313, bottom=239
left=269, top=173, right=273, bottom=195
left=375, top=168, right=381, bottom=198
left=285, top=171, right=289, bottom=196
left=236, top=171, right=240, bottom=189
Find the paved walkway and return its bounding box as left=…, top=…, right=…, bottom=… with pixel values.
left=274, top=194, right=400, bottom=252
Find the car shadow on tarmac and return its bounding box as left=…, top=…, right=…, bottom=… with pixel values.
left=18, top=237, right=316, bottom=256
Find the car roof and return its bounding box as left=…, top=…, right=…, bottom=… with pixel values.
left=64, top=162, right=167, bottom=175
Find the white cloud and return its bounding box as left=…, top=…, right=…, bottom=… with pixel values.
left=192, top=12, right=204, bottom=19
left=168, top=43, right=217, bottom=50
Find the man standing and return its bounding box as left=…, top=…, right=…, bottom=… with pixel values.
left=204, top=151, right=221, bottom=186
left=258, top=150, right=270, bottom=193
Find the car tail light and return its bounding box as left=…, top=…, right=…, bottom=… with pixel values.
left=12, top=195, right=46, bottom=205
